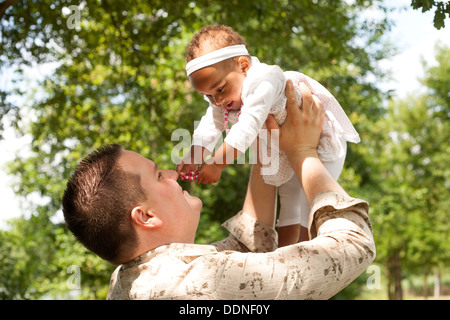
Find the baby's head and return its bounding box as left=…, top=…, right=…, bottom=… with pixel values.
left=186, top=25, right=251, bottom=110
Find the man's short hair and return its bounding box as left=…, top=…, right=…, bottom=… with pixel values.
left=62, top=144, right=145, bottom=265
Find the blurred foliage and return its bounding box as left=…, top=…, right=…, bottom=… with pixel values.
left=0, top=0, right=447, bottom=300
left=347, top=43, right=450, bottom=299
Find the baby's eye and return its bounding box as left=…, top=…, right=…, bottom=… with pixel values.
left=158, top=172, right=162, bottom=180
left=217, top=86, right=224, bottom=93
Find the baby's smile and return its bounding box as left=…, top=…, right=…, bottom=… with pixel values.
left=223, top=100, right=242, bottom=110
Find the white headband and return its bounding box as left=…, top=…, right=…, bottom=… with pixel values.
left=186, top=45, right=249, bottom=76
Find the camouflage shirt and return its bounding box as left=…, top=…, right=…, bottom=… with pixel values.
left=107, top=190, right=375, bottom=300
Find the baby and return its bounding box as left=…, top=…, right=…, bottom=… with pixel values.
left=176, top=25, right=360, bottom=246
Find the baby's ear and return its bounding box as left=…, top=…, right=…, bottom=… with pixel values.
left=238, top=56, right=251, bottom=75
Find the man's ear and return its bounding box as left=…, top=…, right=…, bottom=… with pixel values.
left=130, top=206, right=163, bottom=229
left=238, top=56, right=250, bottom=75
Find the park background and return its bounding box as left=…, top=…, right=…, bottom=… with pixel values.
left=0, top=0, right=448, bottom=300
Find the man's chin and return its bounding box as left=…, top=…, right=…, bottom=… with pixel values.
left=187, top=194, right=202, bottom=211
left=194, top=197, right=202, bottom=210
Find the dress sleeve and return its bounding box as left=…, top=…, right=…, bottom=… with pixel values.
left=192, top=104, right=225, bottom=153
left=225, top=66, right=286, bottom=153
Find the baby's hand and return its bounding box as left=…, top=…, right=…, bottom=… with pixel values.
left=197, top=163, right=223, bottom=184
left=176, top=162, right=200, bottom=181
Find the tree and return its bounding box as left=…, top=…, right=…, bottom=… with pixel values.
left=0, top=0, right=392, bottom=298
left=0, top=208, right=114, bottom=299
left=411, top=0, right=450, bottom=29
left=367, top=44, right=450, bottom=299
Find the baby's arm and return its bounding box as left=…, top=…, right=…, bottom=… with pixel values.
left=197, top=142, right=241, bottom=184
left=176, top=145, right=209, bottom=180
left=178, top=105, right=224, bottom=180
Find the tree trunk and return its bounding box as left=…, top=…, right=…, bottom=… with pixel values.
left=387, top=249, right=403, bottom=300
left=434, top=270, right=441, bottom=298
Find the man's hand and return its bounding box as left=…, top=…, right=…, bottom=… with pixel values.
left=266, top=79, right=346, bottom=204
left=265, top=80, right=324, bottom=161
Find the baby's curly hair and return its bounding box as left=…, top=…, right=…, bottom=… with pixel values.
left=186, top=24, right=247, bottom=62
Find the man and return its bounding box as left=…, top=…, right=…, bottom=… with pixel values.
left=62, top=81, right=375, bottom=299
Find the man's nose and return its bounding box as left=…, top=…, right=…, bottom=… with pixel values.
left=162, top=170, right=179, bottom=180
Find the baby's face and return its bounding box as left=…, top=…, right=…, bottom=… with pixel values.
left=189, top=59, right=247, bottom=110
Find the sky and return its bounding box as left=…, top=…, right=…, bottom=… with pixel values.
left=379, top=1, right=450, bottom=97
left=0, top=1, right=449, bottom=229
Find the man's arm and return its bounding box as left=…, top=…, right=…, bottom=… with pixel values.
left=265, top=80, right=346, bottom=203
